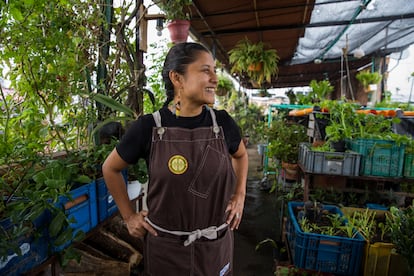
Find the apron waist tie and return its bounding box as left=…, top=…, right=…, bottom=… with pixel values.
left=145, top=217, right=228, bottom=246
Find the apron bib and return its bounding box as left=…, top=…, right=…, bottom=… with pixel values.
left=144, top=107, right=237, bottom=276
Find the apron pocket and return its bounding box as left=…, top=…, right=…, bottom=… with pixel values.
left=188, top=145, right=226, bottom=198
left=194, top=229, right=234, bottom=276
left=145, top=234, right=192, bottom=275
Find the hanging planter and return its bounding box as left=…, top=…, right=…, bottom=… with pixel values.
left=166, top=20, right=191, bottom=43
left=228, top=38, right=279, bottom=87
left=157, top=0, right=192, bottom=44
left=216, top=74, right=234, bottom=96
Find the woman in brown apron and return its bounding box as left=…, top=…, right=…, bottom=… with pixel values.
left=103, top=42, right=248, bottom=275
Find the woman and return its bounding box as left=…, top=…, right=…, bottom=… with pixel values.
left=102, top=42, right=248, bottom=275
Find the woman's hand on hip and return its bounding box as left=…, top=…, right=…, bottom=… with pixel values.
left=124, top=210, right=157, bottom=238
left=225, top=193, right=245, bottom=230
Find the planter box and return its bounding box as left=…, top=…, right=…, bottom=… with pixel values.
left=54, top=181, right=98, bottom=252
left=286, top=202, right=365, bottom=275
left=347, top=139, right=405, bottom=177
left=96, top=169, right=128, bottom=223
left=0, top=211, right=50, bottom=275
left=299, top=143, right=361, bottom=176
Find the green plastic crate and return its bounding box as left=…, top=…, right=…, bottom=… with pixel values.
left=403, top=152, right=414, bottom=178
left=347, top=139, right=405, bottom=177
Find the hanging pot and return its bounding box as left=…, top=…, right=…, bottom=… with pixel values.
left=215, top=87, right=228, bottom=96
left=167, top=20, right=191, bottom=44
left=248, top=62, right=263, bottom=72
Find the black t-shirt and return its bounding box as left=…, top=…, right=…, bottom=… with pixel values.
left=116, top=106, right=242, bottom=165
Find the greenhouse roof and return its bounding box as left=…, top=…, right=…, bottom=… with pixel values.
left=188, top=0, right=414, bottom=88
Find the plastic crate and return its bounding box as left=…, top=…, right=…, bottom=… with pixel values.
left=340, top=207, right=394, bottom=276
left=54, top=181, right=98, bottom=252
left=0, top=211, right=50, bottom=275
left=403, top=152, right=414, bottom=178
left=347, top=139, right=405, bottom=177
left=363, top=242, right=395, bottom=276
left=97, top=169, right=128, bottom=223
left=299, top=143, right=361, bottom=176
left=286, top=202, right=365, bottom=275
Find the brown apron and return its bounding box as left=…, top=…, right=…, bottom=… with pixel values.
left=144, top=107, right=237, bottom=276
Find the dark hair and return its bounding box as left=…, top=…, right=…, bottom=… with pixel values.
left=162, top=42, right=211, bottom=107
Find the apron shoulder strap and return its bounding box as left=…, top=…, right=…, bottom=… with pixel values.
left=206, top=105, right=220, bottom=138
left=152, top=110, right=162, bottom=127
left=152, top=111, right=165, bottom=140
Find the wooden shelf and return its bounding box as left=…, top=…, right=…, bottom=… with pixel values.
left=298, top=163, right=414, bottom=201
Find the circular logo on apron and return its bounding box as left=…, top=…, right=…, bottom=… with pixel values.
left=168, top=155, right=188, bottom=175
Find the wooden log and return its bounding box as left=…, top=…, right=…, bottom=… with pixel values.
left=103, top=215, right=144, bottom=253
left=62, top=242, right=130, bottom=276
left=83, top=228, right=143, bottom=269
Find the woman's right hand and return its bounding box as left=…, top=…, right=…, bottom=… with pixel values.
left=124, top=210, right=158, bottom=238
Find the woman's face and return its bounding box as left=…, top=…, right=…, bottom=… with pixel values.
left=180, top=51, right=218, bottom=106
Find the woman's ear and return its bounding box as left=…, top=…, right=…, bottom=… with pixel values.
left=169, top=71, right=182, bottom=87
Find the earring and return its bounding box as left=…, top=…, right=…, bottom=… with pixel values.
left=175, top=101, right=181, bottom=117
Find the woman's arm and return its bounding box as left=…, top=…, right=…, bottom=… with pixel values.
left=226, top=140, right=248, bottom=230
left=102, top=149, right=157, bottom=237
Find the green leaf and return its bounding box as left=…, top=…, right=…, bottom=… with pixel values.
left=49, top=212, right=67, bottom=237
left=92, top=93, right=135, bottom=118
left=54, top=228, right=73, bottom=246
left=10, top=7, right=24, bottom=21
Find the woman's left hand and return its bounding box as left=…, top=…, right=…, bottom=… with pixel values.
left=225, top=193, right=245, bottom=230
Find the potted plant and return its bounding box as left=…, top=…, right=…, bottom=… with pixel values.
left=228, top=38, right=279, bottom=87
left=216, top=74, right=234, bottom=96
left=320, top=100, right=358, bottom=151
left=386, top=205, right=414, bottom=274
left=308, top=79, right=334, bottom=103
left=356, top=70, right=382, bottom=92
left=266, top=118, right=308, bottom=179
left=156, top=0, right=193, bottom=43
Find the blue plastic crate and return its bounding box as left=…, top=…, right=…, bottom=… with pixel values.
left=53, top=181, right=98, bottom=252
left=347, top=139, right=405, bottom=177
left=0, top=211, right=50, bottom=275
left=286, top=201, right=365, bottom=275
left=97, top=169, right=128, bottom=222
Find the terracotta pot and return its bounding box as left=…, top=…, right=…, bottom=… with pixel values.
left=167, top=20, right=190, bottom=44
left=281, top=161, right=298, bottom=180
left=248, top=62, right=263, bottom=72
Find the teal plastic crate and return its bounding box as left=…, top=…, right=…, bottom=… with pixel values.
left=347, top=139, right=405, bottom=177
left=299, top=143, right=361, bottom=176
left=403, top=152, right=414, bottom=178
left=286, top=201, right=365, bottom=275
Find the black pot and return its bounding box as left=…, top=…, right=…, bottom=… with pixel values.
left=330, top=140, right=346, bottom=152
